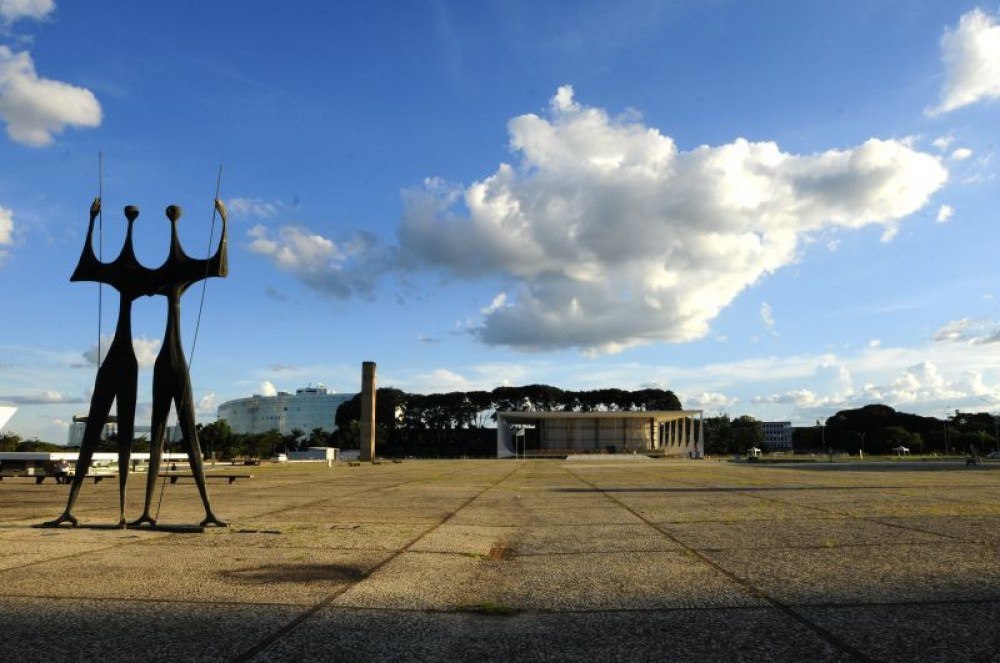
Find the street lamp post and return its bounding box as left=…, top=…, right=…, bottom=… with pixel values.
left=855, top=431, right=867, bottom=457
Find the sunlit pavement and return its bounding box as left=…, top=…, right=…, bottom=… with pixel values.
left=2, top=459, right=1000, bottom=661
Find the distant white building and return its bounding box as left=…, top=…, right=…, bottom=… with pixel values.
left=218, top=385, right=354, bottom=436
left=762, top=421, right=793, bottom=450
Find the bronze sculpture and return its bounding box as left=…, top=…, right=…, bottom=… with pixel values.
left=131, top=201, right=228, bottom=528
left=44, top=199, right=228, bottom=528
left=45, top=200, right=154, bottom=527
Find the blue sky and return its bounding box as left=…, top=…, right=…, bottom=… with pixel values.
left=1, top=0, right=999, bottom=442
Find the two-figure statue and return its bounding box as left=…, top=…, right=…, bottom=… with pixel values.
left=45, top=198, right=228, bottom=528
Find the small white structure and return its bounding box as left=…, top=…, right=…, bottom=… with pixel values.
left=286, top=447, right=339, bottom=462
left=892, top=445, right=910, bottom=456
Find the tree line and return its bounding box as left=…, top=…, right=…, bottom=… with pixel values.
left=4, top=396, right=993, bottom=459
left=330, top=384, right=683, bottom=458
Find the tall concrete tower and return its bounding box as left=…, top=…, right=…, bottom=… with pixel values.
left=359, top=361, right=376, bottom=462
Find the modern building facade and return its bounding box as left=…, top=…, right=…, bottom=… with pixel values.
left=217, top=385, right=353, bottom=436
left=496, top=410, right=704, bottom=458
left=67, top=415, right=182, bottom=447
left=762, top=421, right=793, bottom=450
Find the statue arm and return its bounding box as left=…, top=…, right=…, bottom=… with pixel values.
left=207, top=199, right=229, bottom=278
left=70, top=198, right=109, bottom=283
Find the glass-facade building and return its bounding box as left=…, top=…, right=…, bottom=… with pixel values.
left=217, top=386, right=354, bottom=435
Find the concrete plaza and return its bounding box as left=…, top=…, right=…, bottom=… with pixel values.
left=1, top=459, right=1000, bottom=661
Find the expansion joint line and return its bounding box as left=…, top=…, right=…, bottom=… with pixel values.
left=229, top=462, right=526, bottom=663
left=560, top=465, right=876, bottom=663
left=728, top=488, right=974, bottom=544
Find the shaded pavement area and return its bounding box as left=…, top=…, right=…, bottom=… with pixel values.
left=2, top=459, right=1000, bottom=661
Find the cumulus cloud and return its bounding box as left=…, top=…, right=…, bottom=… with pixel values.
left=258, top=380, right=277, bottom=397
left=0, top=0, right=54, bottom=23
left=398, top=86, right=948, bottom=353
left=0, top=46, right=102, bottom=146
left=196, top=392, right=216, bottom=417
left=681, top=391, right=737, bottom=410
left=753, top=361, right=854, bottom=409
left=936, top=204, right=954, bottom=222
left=247, top=224, right=388, bottom=299
left=934, top=318, right=1000, bottom=345
left=82, top=335, right=160, bottom=368
left=928, top=8, right=1000, bottom=115
left=864, top=361, right=966, bottom=404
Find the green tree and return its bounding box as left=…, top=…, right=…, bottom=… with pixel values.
left=197, top=420, right=235, bottom=460
left=0, top=432, right=22, bottom=452
left=731, top=415, right=764, bottom=451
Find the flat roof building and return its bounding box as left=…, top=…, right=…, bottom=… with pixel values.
left=496, top=410, right=704, bottom=458
left=218, top=385, right=353, bottom=436
left=762, top=421, right=793, bottom=450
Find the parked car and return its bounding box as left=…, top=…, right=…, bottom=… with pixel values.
left=985, top=451, right=1000, bottom=459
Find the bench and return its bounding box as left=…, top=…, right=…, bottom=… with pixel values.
left=0, top=473, right=114, bottom=484
left=159, top=472, right=253, bottom=485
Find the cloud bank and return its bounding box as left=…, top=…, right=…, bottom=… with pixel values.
left=0, top=45, right=102, bottom=146
left=928, top=8, right=1000, bottom=115
left=0, top=0, right=54, bottom=24
left=399, top=86, right=947, bottom=353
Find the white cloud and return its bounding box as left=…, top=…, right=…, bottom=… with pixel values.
left=932, top=135, right=954, bottom=151
left=680, top=391, right=737, bottom=410
left=82, top=335, right=161, bottom=368
left=928, top=8, right=1000, bottom=115
left=0, top=46, right=102, bottom=146
left=934, top=318, right=1000, bottom=345
left=196, top=391, right=216, bottom=417
left=0, top=0, right=54, bottom=23
left=399, top=86, right=948, bottom=353
left=247, top=223, right=387, bottom=299
left=936, top=204, right=954, bottom=222
left=0, top=205, right=12, bottom=263
left=950, top=147, right=974, bottom=161
left=258, top=380, right=277, bottom=397
left=760, top=301, right=776, bottom=334
left=481, top=292, right=507, bottom=315
left=226, top=197, right=282, bottom=219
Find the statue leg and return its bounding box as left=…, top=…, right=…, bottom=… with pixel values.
left=130, top=361, right=171, bottom=528
left=115, top=368, right=138, bottom=528
left=42, top=368, right=116, bottom=527
left=176, top=382, right=225, bottom=527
